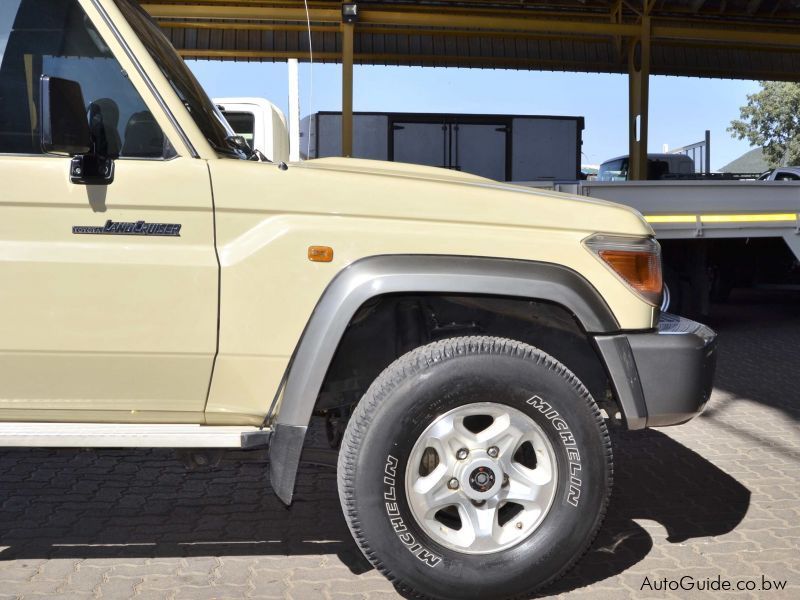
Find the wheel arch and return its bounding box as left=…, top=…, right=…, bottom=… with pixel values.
left=268, top=254, right=621, bottom=505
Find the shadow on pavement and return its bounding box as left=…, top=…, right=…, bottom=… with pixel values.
left=0, top=445, right=359, bottom=563
left=0, top=427, right=749, bottom=596
left=706, top=288, right=800, bottom=423
left=543, top=427, right=750, bottom=595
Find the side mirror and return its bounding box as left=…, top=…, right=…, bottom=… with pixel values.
left=40, top=76, right=91, bottom=155
left=39, top=75, right=114, bottom=185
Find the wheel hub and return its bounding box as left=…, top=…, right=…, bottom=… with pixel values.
left=459, top=457, right=502, bottom=501
left=470, top=468, right=494, bottom=492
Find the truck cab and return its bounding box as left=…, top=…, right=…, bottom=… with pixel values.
left=598, top=153, right=696, bottom=181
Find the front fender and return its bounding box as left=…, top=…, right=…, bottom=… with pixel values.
left=268, top=254, right=620, bottom=504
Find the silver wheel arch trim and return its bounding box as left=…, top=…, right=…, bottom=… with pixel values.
left=274, top=255, right=618, bottom=428
left=267, top=255, right=620, bottom=505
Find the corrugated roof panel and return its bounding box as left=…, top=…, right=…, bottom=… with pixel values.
left=151, top=0, right=800, bottom=80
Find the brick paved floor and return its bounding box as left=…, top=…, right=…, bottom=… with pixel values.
left=0, top=290, right=798, bottom=599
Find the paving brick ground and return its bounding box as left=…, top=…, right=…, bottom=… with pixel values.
left=0, top=289, right=798, bottom=599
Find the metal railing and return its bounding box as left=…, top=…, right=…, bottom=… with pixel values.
left=671, top=130, right=711, bottom=174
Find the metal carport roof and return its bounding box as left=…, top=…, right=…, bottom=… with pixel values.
left=138, top=1, right=800, bottom=176
left=143, top=1, right=800, bottom=81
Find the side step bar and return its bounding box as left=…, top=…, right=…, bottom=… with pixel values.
left=0, top=423, right=270, bottom=449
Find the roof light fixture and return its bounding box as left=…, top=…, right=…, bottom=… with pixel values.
left=341, top=3, right=358, bottom=23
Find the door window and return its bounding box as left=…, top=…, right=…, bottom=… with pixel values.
left=0, top=0, right=172, bottom=158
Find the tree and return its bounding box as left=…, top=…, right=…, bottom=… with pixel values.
left=728, top=82, right=800, bottom=167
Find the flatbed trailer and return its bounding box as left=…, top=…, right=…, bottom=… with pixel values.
left=581, top=180, right=800, bottom=250
left=521, top=180, right=800, bottom=315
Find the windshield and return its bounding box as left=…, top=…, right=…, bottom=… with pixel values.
left=598, top=158, right=628, bottom=181
left=112, top=0, right=245, bottom=158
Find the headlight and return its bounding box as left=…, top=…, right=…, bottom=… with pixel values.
left=584, top=234, right=663, bottom=307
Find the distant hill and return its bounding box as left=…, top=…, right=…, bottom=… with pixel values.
left=719, top=148, right=769, bottom=173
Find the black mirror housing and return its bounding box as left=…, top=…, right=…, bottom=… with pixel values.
left=40, top=76, right=91, bottom=156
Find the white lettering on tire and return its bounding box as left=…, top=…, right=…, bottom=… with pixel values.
left=526, top=395, right=582, bottom=507
left=384, top=455, right=442, bottom=567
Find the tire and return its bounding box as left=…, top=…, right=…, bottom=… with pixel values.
left=337, top=336, right=613, bottom=600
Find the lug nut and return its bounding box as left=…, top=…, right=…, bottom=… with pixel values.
left=447, top=477, right=459, bottom=490
left=487, top=446, right=499, bottom=458
left=502, top=473, right=509, bottom=487
left=515, top=521, right=523, bottom=529
left=456, top=448, right=469, bottom=460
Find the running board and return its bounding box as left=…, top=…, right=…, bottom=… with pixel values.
left=0, top=423, right=270, bottom=449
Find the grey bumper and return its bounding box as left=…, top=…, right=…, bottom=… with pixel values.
left=594, top=314, right=717, bottom=429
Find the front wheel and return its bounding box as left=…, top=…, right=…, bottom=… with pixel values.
left=337, top=337, right=613, bottom=600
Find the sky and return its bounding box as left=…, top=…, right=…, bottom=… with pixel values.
left=0, top=1, right=23, bottom=60
left=188, top=60, right=760, bottom=171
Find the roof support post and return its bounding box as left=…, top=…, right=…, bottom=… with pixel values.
left=610, top=0, right=623, bottom=64
left=341, top=18, right=354, bottom=157
left=628, top=15, right=651, bottom=181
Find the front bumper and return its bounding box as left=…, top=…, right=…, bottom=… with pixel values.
left=594, top=313, right=717, bottom=429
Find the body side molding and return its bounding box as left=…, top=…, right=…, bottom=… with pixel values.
left=0, top=423, right=270, bottom=448
left=268, top=254, right=620, bottom=504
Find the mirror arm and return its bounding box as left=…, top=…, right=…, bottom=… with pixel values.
left=69, top=152, right=115, bottom=186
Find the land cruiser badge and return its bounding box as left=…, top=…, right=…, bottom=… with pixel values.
left=73, top=220, right=181, bottom=237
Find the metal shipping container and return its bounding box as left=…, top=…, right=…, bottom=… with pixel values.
left=301, top=112, right=584, bottom=182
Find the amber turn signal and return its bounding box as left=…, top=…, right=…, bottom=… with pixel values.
left=598, top=249, right=662, bottom=294
left=308, top=245, right=334, bottom=262
left=584, top=235, right=663, bottom=306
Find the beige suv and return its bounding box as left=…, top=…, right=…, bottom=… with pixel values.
left=0, top=2, right=717, bottom=598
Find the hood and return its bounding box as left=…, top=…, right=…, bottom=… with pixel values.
left=286, top=157, right=652, bottom=236
left=298, top=157, right=495, bottom=185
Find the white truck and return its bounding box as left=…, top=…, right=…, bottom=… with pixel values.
left=214, top=97, right=290, bottom=163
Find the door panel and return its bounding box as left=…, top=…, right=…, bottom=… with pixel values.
left=392, top=122, right=448, bottom=169
left=454, top=123, right=507, bottom=181
left=0, top=155, right=217, bottom=419
left=511, top=118, right=580, bottom=180
left=0, top=0, right=217, bottom=421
